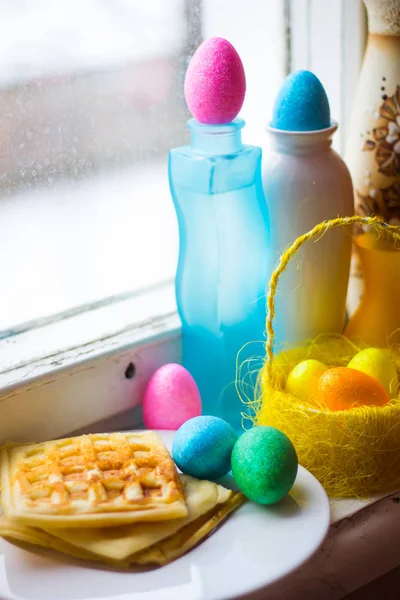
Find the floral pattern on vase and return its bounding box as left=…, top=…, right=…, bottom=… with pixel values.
left=362, top=85, right=400, bottom=177
left=356, top=181, right=400, bottom=228
left=354, top=86, right=400, bottom=235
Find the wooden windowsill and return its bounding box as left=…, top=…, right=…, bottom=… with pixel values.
left=246, top=489, right=400, bottom=599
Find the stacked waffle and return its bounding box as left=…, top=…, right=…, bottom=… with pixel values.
left=0, top=431, right=244, bottom=567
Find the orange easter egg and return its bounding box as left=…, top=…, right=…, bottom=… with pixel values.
left=316, top=367, right=390, bottom=411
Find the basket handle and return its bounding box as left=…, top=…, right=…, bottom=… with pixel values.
left=265, top=216, right=400, bottom=372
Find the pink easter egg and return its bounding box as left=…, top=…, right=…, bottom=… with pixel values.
left=143, top=363, right=202, bottom=430
left=184, top=37, right=246, bottom=125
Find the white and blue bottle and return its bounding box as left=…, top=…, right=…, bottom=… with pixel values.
left=262, top=70, right=354, bottom=350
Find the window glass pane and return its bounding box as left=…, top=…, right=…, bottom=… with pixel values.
left=0, top=0, right=284, bottom=337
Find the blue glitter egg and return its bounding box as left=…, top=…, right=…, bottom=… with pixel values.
left=172, top=416, right=238, bottom=480
left=271, top=70, right=330, bottom=132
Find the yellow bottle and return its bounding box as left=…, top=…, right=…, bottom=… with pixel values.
left=345, top=232, right=400, bottom=346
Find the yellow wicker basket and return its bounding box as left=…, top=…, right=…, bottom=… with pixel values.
left=252, top=215, right=400, bottom=498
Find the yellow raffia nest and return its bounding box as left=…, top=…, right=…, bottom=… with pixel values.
left=253, top=335, right=400, bottom=498
left=243, top=216, right=400, bottom=498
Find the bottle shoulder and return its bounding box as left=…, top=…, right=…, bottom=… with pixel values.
left=169, top=145, right=262, bottom=194
left=262, top=147, right=352, bottom=182
left=261, top=147, right=354, bottom=214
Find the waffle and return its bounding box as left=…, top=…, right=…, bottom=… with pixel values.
left=0, top=490, right=246, bottom=567
left=39, top=475, right=232, bottom=561
left=1, top=431, right=187, bottom=528
left=133, top=490, right=246, bottom=566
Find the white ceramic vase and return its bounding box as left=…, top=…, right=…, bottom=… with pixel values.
left=262, top=123, right=354, bottom=350
left=345, top=0, right=400, bottom=315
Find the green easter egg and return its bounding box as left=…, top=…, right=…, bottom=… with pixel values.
left=231, top=426, right=298, bottom=505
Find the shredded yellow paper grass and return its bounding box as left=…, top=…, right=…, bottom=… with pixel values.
left=253, top=335, right=400, bottom=497
left=242, top=216, right=400, bottom=498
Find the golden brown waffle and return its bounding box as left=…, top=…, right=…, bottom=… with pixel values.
left=40, top=475, right=233, bottom=561
left=1, top=431, right=187, bottom=528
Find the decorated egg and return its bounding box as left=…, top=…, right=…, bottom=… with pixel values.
left=316, top=367, right=390, bottom=411
left=271, top=70, right=330, bottom=131
left=347, top=348, right=398, bottom=397
left=184, top=37, right=246, bottom=124
left=286, top=359, right=328, bottom=403
left=143, top=364, right=202, bottom=430
left=231, top=426, right=298, bottom=505
left=172, top=416, right=237, bottom=480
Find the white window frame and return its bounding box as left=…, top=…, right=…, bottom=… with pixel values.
left=0, top=0, right=367, bottom=442
left=0, top=281, right=180, bottom=441
left=289, top=0, right=367, bottom=154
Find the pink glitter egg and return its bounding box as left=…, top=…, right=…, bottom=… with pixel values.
left=143, top=363, right=202, bottom=430
left=184, top=37, right=246, bottom=125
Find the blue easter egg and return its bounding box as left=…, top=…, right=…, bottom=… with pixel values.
left=172, top=416, right=238, bottom=480
left=271, top=70, right=330, bottom=132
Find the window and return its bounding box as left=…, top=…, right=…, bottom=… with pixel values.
left=0, top=1, right=366, bottom=434
left=0, top=0, right=200, bottom=336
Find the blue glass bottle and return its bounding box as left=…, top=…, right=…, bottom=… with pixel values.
left=169, top=118, right=270, bottom=432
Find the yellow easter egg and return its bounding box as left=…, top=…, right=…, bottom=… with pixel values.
left=286, top=359, right=328, bottom=403
left=348, top=348, right=398, bottom=397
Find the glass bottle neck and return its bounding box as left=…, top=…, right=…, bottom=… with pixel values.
left=188, top=118, right=244, bottom=156
left=267, top=122, right=338, bottom=155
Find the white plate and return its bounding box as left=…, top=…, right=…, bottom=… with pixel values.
left=0, top=431, right=330, bottom=600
